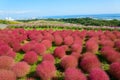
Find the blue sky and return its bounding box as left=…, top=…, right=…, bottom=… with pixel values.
left=0, top=0, right=120, bottom=19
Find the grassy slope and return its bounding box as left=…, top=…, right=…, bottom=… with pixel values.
left=0, top=20, right=22, bottom=24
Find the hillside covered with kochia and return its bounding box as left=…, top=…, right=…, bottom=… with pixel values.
left=0, top=28, right=120, bottom=80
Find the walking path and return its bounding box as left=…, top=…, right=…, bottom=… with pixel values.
left=0, top=24, right=8, bottom=29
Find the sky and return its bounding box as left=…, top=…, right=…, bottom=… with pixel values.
left=0, top=0, right=120, bottom=19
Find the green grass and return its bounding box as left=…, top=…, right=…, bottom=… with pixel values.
left=15, top=52, right=24, bottom=62
left=46, top=46, right=56, bottom=53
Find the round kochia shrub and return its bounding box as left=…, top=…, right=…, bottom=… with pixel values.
left=24, top=51, right=38, bottom=64
left=99, top=39, right=114, bottom=47
left=101, top=46, right=120, bottom=63
left=64, top=68, right=87, bottom=80
left=32, top=43, right=46, bottom=56
left=36, top=61, right=56, bottom=80
left=86, top=40, right=98, bottom=53
left=12, top=61, right=30, bottom=77
left=0, top=69, right=16, bottom=80
left=80, top=52, right=101, bottom=72
left=72, top=36, right=83, bottom=45
left=42, top=54, right=55, bottom=64
left=61, top=45, right=69, bottom=51
left=41, top=40, right=52, bottom=49
left=42, top=32, right=54, bottom=42
left=71, top=43, right=82, bottom=53
left=9, top=40, right=21, bottom=52
left=7, top=50, right=16, bottom=58
left=22, top=41, right=36, bottom=52
left=54, top=34, right=63, bottom=45
left=115, top=40, right=120, bottom=50
left=113, top=31, right=120, bottom=39
left=64, top=36, right=74, bottom=46
left=71, top=52, right=81, bottom=60
left=101, top=46, right=114, bottom=56
left=89, top=68, right=110, bottom=80
left=53, top=46, right=66, bottom=59
left=104, top=31, right=116, bottom=41
left=60, top=55, right=78, bottom=70
left=110, top=62, right=120, bottom=79
left=0, top=56, right=15, bottom=69
left=0, top=44, right=16, bottom=58
left=0, top=45, right=11, bottom=55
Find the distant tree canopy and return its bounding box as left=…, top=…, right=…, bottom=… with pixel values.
left=17, top=19, right=39, bottom=22
left=58, top=18, right=120, bottom=27
left=17, top=18, right=120, bottom=27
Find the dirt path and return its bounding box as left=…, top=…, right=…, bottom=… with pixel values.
left=0, top=24, right=8, bottom=29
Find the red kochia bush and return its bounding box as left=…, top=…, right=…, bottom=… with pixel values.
left=22, top=41, right=36, bottom=52
left=53, top=46, right=66, bottom=59
left=42, top=54, right=55, bottom=64
left=89, top=37, right=99, bottom=42
left=99, top=39, right=114, bottom=47
left=0, top=56, right=15, bottom=69
left=7, top=50, right=16, bottom=58
left=101, top=47, right=120, bottom=63
left=64, top=68, right=87, bottom=80
left=54, top=34, right=63, bottom=45
left=101, top=46, right=114, bottom=56
left=0, top=44, right=16, bottom=58
left=32, top=43, right=46, bottom=56
left=12, top=61, right=30, bottom=77
left=86, top=40, right=98, bottom=53
left=110, top=62, right=120, bottom=79
left=28, top=31, right=43, bottom=42
left=61, top=30, right=72, bottom=39
left=89, top=68, right=110, bottom=80
left=36, top=61, right=56, bottom=80
left=64, top=36, right=74, bottom=46
left=0, top=69, right=16, bottom=80
left=72, top=36, right=83, bottom=45
left=104, top=31, right=117, bottom=41
left=79, top=30, right=87, bottom=39
left=71, top=43, right=82, bottom=53
left=42, top=32, right=54, bottom=42
left=41, top=40, right=52, bottom=49
left=80, top=52, right=101, bottom=72
left=113, top=31, right=120, bottom=39
left=115, top=40, right=120, bottom=50
left=71, top=52, right=81, bottom=60
left=24, top=51, right=38, bottom=64
left=60, top=55, right=78, bottom=70
left=9, top=39, right=21, bottom=52
left=60, top=45, right=69, bottom=51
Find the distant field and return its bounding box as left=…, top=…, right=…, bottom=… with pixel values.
left=7, top=20, right=120, bottom=31
left=0, top=18, right=120, bottom=30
